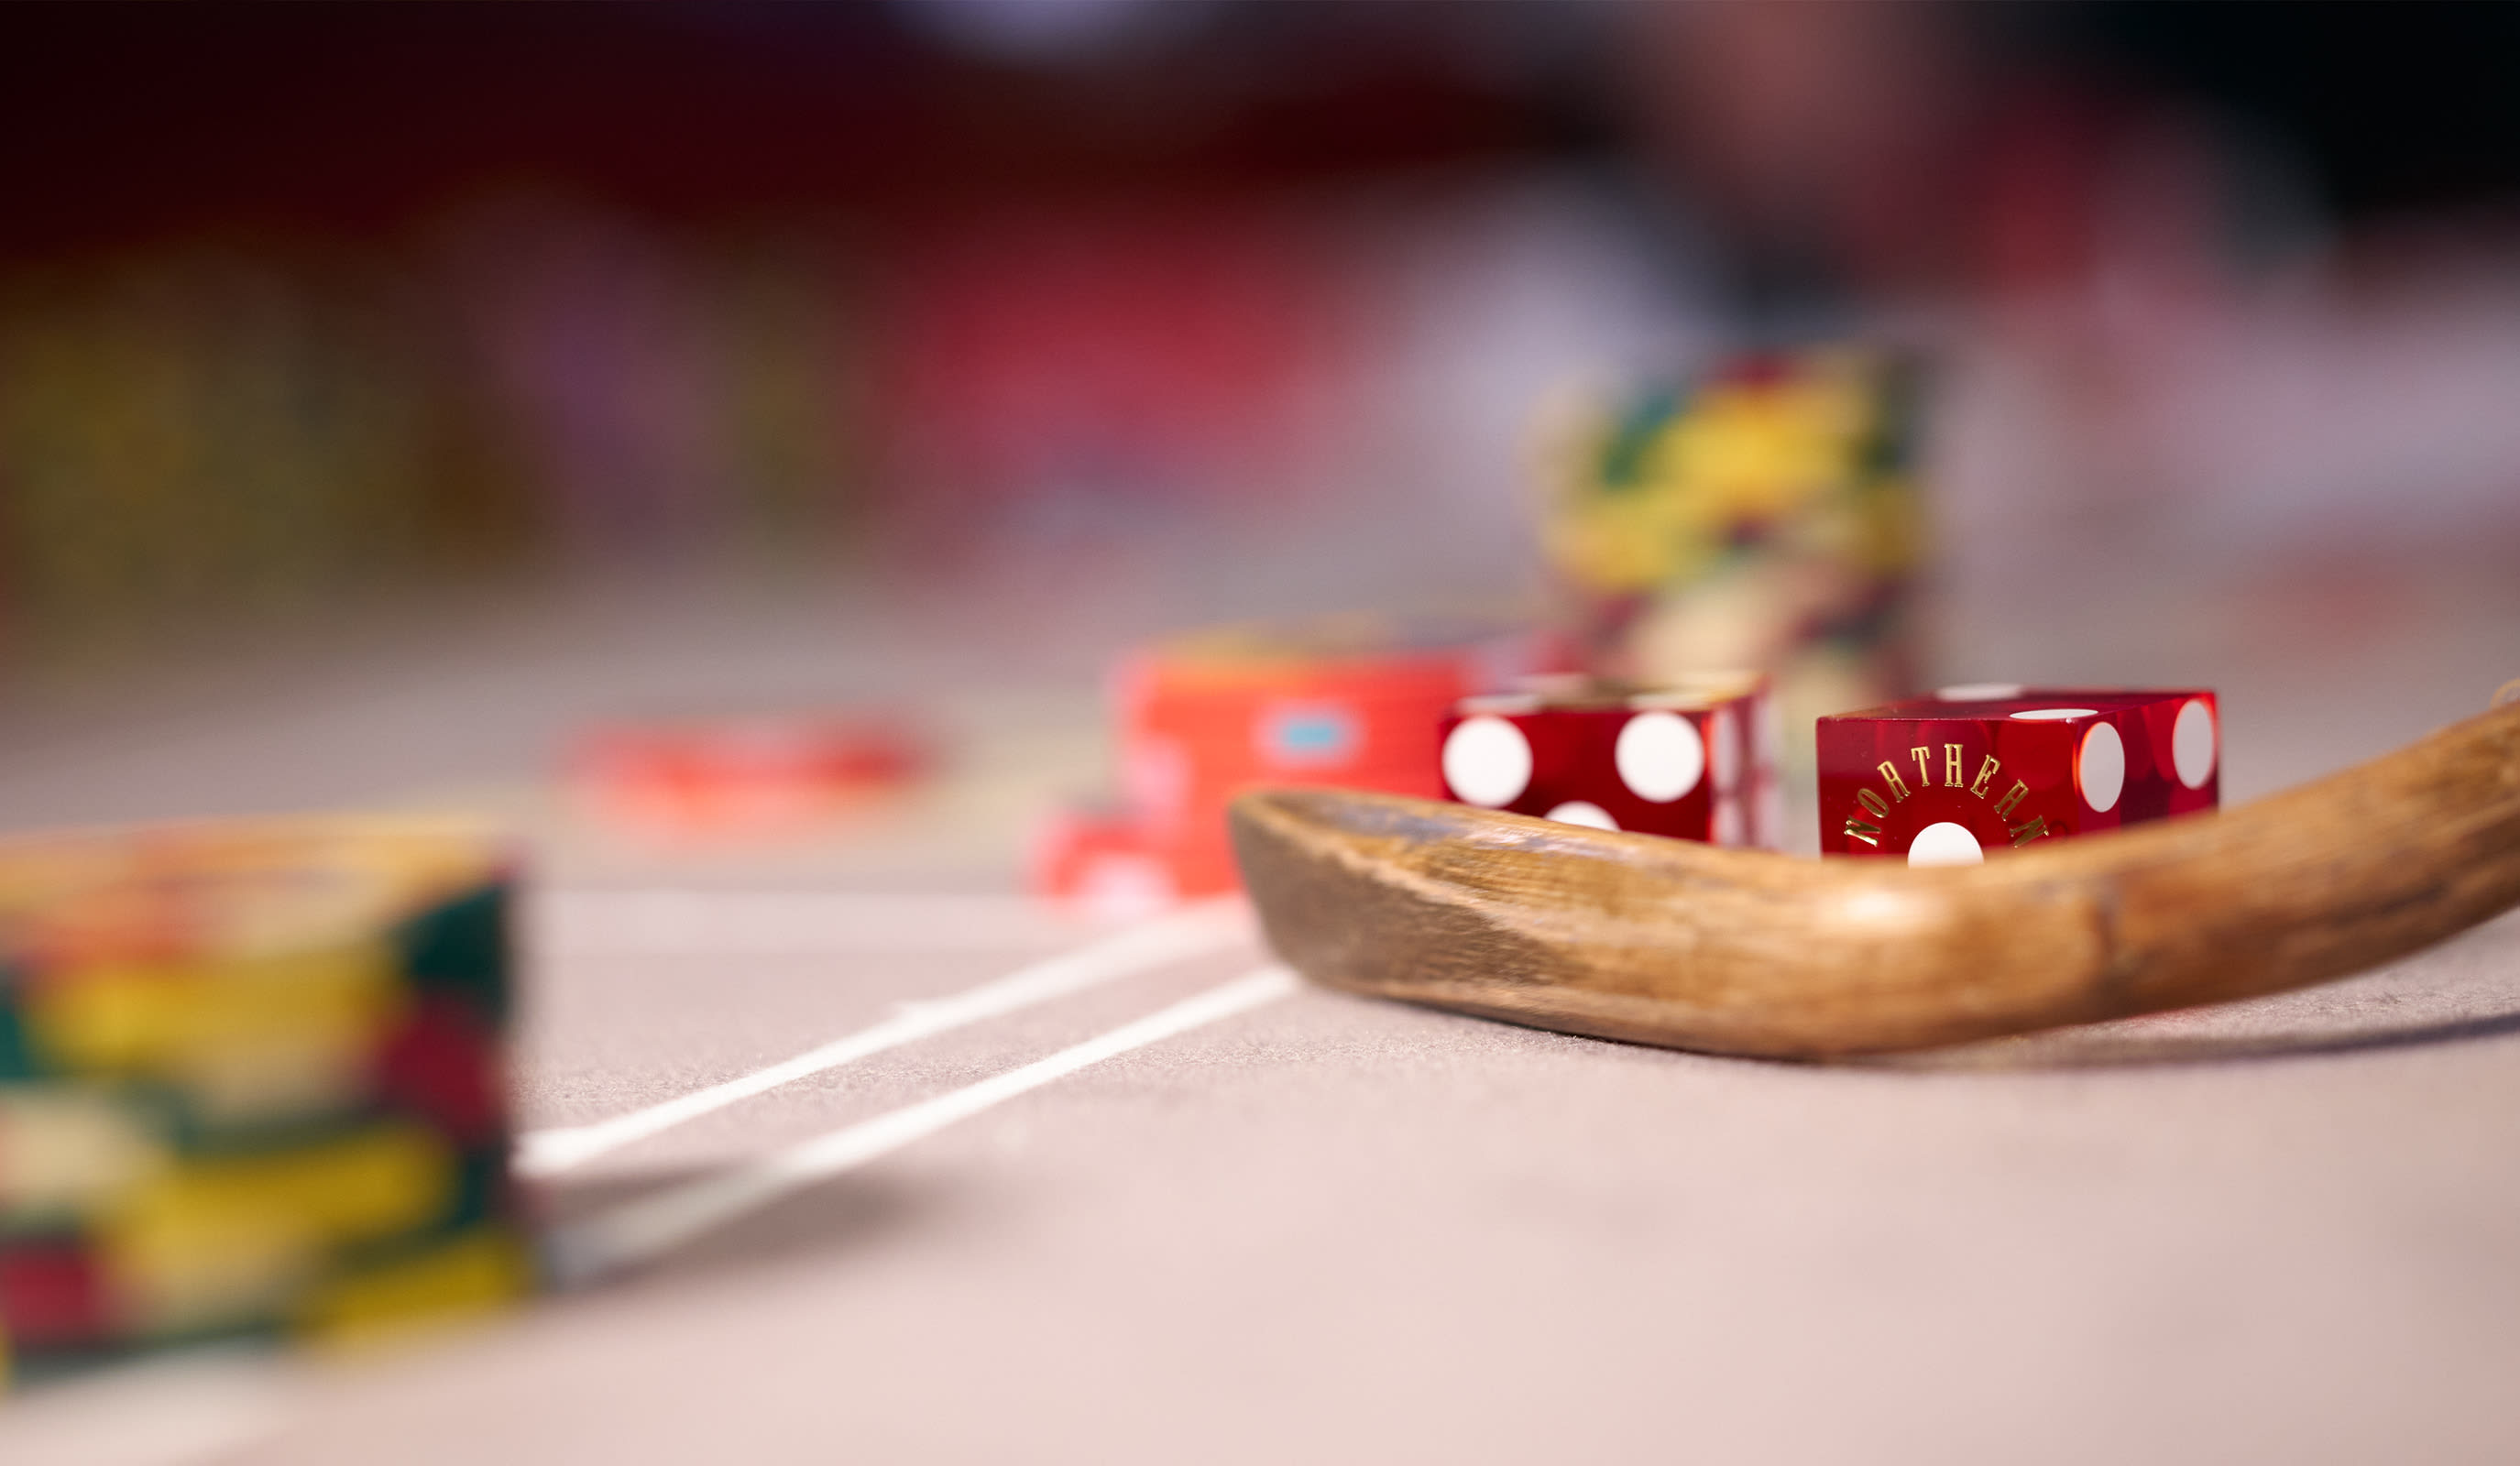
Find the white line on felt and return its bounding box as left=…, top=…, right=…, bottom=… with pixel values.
left=531, top=890, right=1096, bottom=956
left=515, top=897, right=1251, bottom=1177
left=547, top=965, right=1298, bottom=1284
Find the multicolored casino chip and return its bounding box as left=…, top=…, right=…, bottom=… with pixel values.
left=0, top=818, right=531, bottom=1388
left=1537, top=349, right=1923, bottom=776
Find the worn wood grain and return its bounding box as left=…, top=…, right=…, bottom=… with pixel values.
left=1229, top=698, right=2520, bottom=1056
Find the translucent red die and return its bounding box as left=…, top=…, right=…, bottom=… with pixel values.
left=1816, top=685, right=2219, bottom=863
left=1438, top=674, right=1778, bottom=846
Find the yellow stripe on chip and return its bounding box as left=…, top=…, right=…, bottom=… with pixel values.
left=295, top=1226, right=536, bottom=1350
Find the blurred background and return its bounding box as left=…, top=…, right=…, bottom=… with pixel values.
left=0, top=0, right=2515, bottom=838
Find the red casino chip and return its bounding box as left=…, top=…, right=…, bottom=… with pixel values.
left=1037, top=613, right=1571, bottom=903
left=570, top=715, right=935, bottom=839
left=1028, top=805, right=1177, bottom=921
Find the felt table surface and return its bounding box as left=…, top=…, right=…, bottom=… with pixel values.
left=0, top=574, right=2513, bottom=1465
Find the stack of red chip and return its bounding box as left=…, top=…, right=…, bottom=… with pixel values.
left=1035, top=614, right=1568, bottom=909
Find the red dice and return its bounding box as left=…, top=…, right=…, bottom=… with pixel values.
left=1439, top=674, right=1778, bottom=846
left=1817, top=684, right=2219, bottom=864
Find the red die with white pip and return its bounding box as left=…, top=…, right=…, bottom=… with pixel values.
left=1438, top=674, right=1777, bottom=846
left=1816, top=684, right=2219, bottom=864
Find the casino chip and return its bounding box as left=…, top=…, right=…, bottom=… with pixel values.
left=1035, top=612, right=1571, bottom=904
left=0, top=818, right=532, bottom=1388
left=569, top=713, right=934, bottom=841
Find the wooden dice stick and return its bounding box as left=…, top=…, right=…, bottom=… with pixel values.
left=1229, top=696, right=2520, bottom=1057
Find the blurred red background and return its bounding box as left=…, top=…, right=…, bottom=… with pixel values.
left=0, top=1, right=2512, bottom=826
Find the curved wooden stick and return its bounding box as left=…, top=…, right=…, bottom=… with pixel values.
left=1229, top=698, right=2520, bottom=1057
